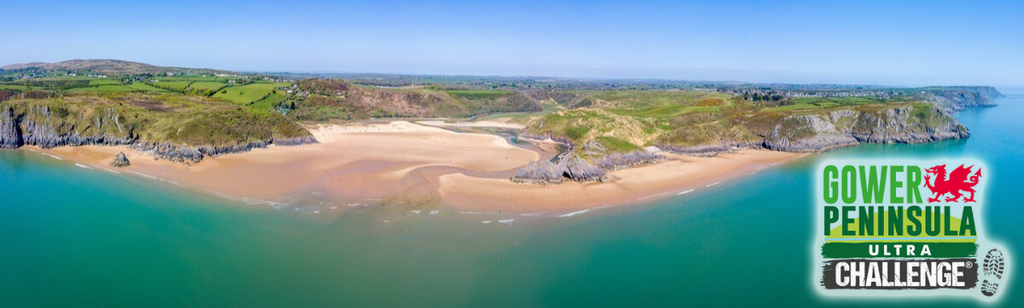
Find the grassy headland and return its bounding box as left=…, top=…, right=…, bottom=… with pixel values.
left=0, top=59, right=999, bottom=166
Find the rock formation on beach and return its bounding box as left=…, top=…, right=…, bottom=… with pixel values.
left=559, top=153, right=607, bottom=182
left=513, top=151, right=661, bottom=184
left=110, top=152, right=130, bottom=167
left=511, top=160, right=566, bottom=184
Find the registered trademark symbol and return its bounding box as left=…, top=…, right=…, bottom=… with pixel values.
left=966, top=261, right=974, bottom=269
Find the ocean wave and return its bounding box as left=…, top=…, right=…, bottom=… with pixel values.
left=557, top=209, right=590, bottom=218
left=241, top=198, right=290, bottom=209
left=676, top=189, right=695, bottom=195
left=127, top=171, right=159, bottom=180
left=74, top=163, right=93, bottom=170
left=410, top=210, right=421, bottom=214
left=429, top=210, right=439, bottom=215
left=481, top=220, right=492, bottom=224
left=47, top=154, right=64, bottom=160
left=105, top=169, right=121, bottom=174
left=497, top=219, right=515, bottom=224
left=519, top=211, right=547, bottom=217
left=636, top=192, right=670, bottom=201
left=705, top=181, right=722, bottom=187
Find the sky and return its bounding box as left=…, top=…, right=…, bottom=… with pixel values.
left=3, top=0, right=1022, bottom=86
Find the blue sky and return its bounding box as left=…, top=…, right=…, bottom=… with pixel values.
left=5, top=0, right=1022, bottom=86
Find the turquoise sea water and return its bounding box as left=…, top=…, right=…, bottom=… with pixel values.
left=2, top=93, right=1023, bottom=307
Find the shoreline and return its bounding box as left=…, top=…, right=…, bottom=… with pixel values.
left=438, top=150, right=803, bottom=213
left=21, top=120, right=804, bottom=214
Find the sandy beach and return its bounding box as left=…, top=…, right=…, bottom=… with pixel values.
left=28, top=121, right=802, bottom=213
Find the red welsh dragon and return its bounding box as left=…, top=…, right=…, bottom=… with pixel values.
left=923, top=164, right=982, bottom=202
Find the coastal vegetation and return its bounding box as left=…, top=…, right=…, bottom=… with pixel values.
left=0, top=59, right=1001, bottom=168
left=0, top=93, right=310, bottom=147
left=518, top=90, right=967, bottom=161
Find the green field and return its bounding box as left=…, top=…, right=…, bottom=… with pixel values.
left=187, top=81, right=229, bottom=92
left=150, top=80, right=193, bottom=91
left=767, top=96, right=891, bottom=111
left=581, top=91, right=732, bottom=118
left=88, top=79, right=123, bottom=86
left=247, top=93, right=290, bottom=114
left=0, top=84, right=29, bottom=91
left=127, top=83, right=169, bottom=92
left=155, top=76, right=232, bottom=82
left=67, top=85, right=138, bottom=92
left=213, top=83, right=288, bottom=105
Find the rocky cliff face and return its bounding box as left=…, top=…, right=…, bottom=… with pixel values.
left=925, top=87, right=1002, bottom=112
left=130, top=136, right=319, bottom=164
left=764, top=106, right=968, bottom=152
left=595, top=151, right=665, bottom=170
left=0, top=107, right=22, bottom=149
left=0, top=104, right=318, bottom=163
left=514, top=104, right=970, bottom=183
left=656, top=142, right=764, bottom=157
left=0, top=104, right=137, bottom=149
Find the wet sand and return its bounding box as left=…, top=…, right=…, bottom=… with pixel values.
left=439, top=151, right=801, bottom=213
left=27, top=121, right=802, bottom=213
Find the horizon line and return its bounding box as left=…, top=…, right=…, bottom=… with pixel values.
left=3, top=58, right=1020, bottom=89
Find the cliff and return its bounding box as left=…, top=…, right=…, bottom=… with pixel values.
left=0, top=99, right=318, bottom=163
left=130, top=136, right=318, bottom=164
left=922, top=86, right=1003, bottom=112
left=1, top=107, right=22, bottom=149
left=763, top=105, right=968, bottom=152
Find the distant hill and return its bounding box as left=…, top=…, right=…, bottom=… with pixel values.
left=1, top=59, right=236, bottom=75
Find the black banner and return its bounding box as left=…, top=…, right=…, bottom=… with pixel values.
left=821, top=258, right=978, bottom=289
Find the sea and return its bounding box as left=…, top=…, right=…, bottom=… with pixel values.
left=2, top=91, right=1023, bottom=307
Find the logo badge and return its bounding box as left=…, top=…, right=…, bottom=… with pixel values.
left=814, top=159, right=1010, bottom=301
